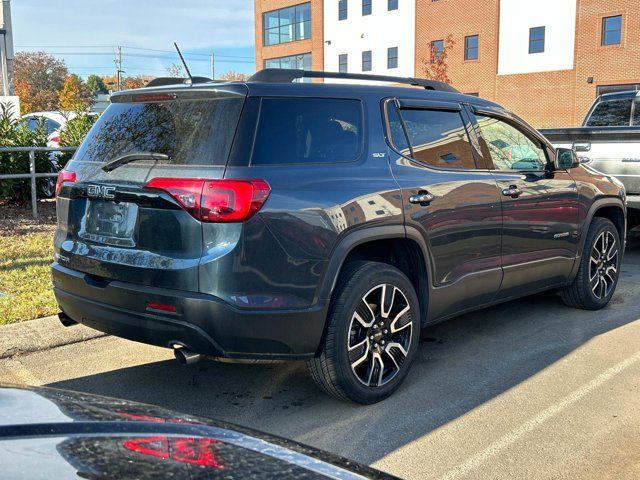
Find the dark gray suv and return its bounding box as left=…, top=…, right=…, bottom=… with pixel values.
left=53, top=69, right=626, bottom=403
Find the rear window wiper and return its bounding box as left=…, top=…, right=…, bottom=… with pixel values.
left=102, top=152, right=171, bottom=172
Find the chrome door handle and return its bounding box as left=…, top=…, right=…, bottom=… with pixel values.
left=501, top=185, right=522, bottom=198
left=409, top=191, right=435, bottom=205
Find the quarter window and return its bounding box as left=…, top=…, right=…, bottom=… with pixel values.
left=602, top=15, right=622, bottom=46
left=390, top=107, right=477, bottom=170
left=263, top=3, right=311, bottom=46
left=362, top=50, right=372, bottom=71
left=465, top=35, right=479, bottom=60
left=586, top=100, right=632, bottom=127
left=339, top=54, right=348, bottom=73
left=475, top=115, right=547, bottom=171
left=362, top=0, right=372, bottom=16
left=252, top=98, right=362, bottom=165
left=339, top=0, right=348, bottom=20
left=387, top=47, right=398, bottom=69
left=529, top=26, right=545, bottom=54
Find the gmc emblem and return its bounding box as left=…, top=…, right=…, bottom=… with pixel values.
left=87, top=185, right=116, bottom=199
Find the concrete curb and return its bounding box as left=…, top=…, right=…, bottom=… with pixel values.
left=0, top=315, right=107, bottom=359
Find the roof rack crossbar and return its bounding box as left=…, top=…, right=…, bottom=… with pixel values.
left=248, top=69, right=459, bottom=93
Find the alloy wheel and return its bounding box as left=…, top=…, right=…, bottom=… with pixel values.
left=589, top=230, right=619, bottom=300
left=347, top=284, right=413, bottom=387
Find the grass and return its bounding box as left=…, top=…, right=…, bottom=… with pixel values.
left=0, top=200, right=57, bottom=325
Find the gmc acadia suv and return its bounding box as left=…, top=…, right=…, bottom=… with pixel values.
left=52, top=69, right=626, bottom=404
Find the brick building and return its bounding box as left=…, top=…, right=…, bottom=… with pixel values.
left=254, top=0, right=640, bottom=127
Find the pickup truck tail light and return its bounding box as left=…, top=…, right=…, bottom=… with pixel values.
left=145, top=178, right=271, bottom=223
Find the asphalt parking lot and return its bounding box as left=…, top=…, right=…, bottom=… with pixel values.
left=2, top=237, right=639, bottom=479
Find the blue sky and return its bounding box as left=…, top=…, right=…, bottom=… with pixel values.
left=12, top=0, right=256, bottom=79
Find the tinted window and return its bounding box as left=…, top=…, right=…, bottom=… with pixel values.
left=252, top=98, right=362, bottom=165
left=263, top=3, right=311, bottom=46
left=25, top=117, right=39, bottom=132
left=586, top=100, right=632, bottom=126
left=475, top=115, right=546, bottom=171
left=74, top=95, right=244, bottom=166
left=397, top=109, right=476, bottom=170
left=387, top=47, right=398, bottom=69
left=387, top=104, right=409, bottom=153
left=602, top=15, right=622, bottom=45
left=339, top=54, right=348, bottom=73
left=465, top=35, right=479, bottom=60
left=362, top=50, right=372, bottom=71
left=45, top=119, right=61, bottom=135
left=633, top=102, right=640, bottom=126
left=529, top=26, right=545, bottom=54
left=339, top=0, right=348, bottom=20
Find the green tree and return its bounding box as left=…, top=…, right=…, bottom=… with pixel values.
left=86, top=74, right=107, bottom=94
left=14, top=51, right=68, bottom=114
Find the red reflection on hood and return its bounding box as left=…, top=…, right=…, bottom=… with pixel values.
left=123, top=436, right=224, bottom=469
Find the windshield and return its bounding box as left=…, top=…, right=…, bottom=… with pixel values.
left=73, top=93, right=245, bottom=166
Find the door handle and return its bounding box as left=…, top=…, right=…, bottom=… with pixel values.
left=409, top=191, right=435, bottom=206
left=572, top=141, right=591, bottom=152
left=501, top=185, right=522, bottom=198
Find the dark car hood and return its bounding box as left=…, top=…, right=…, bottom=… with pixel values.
left=0, top=385, right=397, bottom=480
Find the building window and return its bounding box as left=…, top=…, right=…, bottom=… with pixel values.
left=387, top=47, right=398, bottom=69
left=431, top=39, right=444, bottom=62
left=263, top=3, right=311, bottom=46
left=529, top=26, right=545, bottom=54
left=388, top=0, right=398, bottom=11
left=362, top=0, right=372, bottom=16
left=464, top=35, right=479, bottom=60
left=264, top=53, right=312, bottom=81
left=339, top=0, right=347, bottom=20
left=362, top=50, right=372, bottom=71
left=602, top=15, right=622, bottom=45
left=339, top=54, right=348, bottom=73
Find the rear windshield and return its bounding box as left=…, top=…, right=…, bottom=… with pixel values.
left=585, top=99, right=632, bottom=127
left=252, top=98, right=362, bottom=165
left=73, top=94, right=245, bottom=165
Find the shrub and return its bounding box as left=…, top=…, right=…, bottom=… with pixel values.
left=0, top=103, right=49, bottom=204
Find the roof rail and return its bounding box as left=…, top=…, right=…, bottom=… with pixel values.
left=248, top=69, right=459, bottom=93
left=145, top=76, right=214, bottom=88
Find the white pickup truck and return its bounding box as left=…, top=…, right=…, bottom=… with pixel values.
left=540, top=90, right=640, bottom=228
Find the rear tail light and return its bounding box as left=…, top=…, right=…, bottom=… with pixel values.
left=55, top=170, right=76, bottom=196
left=145, top=178, right=271, bottom=223
left=50, top=136, right=60, bottom=144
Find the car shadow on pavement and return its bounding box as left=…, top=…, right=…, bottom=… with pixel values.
left=48, top=240, right=640, bottom=466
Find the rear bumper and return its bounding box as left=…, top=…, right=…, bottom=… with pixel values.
left=51, top=263, right=328, bottom=360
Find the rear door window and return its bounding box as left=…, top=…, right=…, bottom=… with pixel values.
left=389, top=106, right=477, bottom=170
left=251, top=98, right=362, bottom=165
left=586, top=99, right=632, bottom=126
left=73, top=93, right=245, bottom=166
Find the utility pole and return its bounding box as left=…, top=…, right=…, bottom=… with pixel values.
left=115, top=46, right=123, bottom=91
left=210, top=52, right=215, bottom=80
left=0, top=0, right=14, bottom=96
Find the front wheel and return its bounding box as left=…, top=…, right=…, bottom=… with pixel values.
left=561, top=217, right=621, bottom=310
left=307, top=262, right=420, bottom=404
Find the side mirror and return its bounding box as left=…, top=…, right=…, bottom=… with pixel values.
left=555, top=148, right=580, bottom=170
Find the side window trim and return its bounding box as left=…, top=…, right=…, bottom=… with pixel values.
left=382, top=98, right=484, bottom=172
left=469, top=107, right=551, bottom=172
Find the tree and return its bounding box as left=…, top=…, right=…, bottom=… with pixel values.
left=101, top=75, right=118, bottom=92
left=166, top=63, right=183, bottom=78
left=421, top=34, right=455, bottom=84
left=58, top=74, right=92, bottom=112
left=219, top=71, right=250, bottom=81
left=122, top=76, right=150, bottom=90
left=86, top=74, right=108, bottom=94
left=14, top=51, right=68, bottom=114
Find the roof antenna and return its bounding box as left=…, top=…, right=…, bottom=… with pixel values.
left=173, top=42, right=193, bottom=84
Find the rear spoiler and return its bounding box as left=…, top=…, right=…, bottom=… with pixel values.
left=145, top=76, right=216, bottom=88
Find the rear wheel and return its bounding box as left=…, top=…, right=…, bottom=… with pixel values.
left=307, top=262, right=420, bottom=404
left=561, top=217, right=621, bottom=310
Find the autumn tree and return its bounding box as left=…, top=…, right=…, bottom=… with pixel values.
left=122, top=76, right=151, bottom=90
left=422, top=34, right=455, bottom=84
left=14, top=51, right=68, bottom=114
left=86, top=74, right=108, bottom=94
left=219, top=71, right=250, bottom=81
left=58, top=74, right=92, bottom=112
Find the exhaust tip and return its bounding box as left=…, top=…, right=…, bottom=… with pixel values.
left=174, top=347, right=202, bottom=366
left=58, top=312, right=78, bottom=327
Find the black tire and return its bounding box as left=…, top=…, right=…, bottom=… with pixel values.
left=560, top=217, right=621, bottom=310
left=307, top=261, right=421, bottom=404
